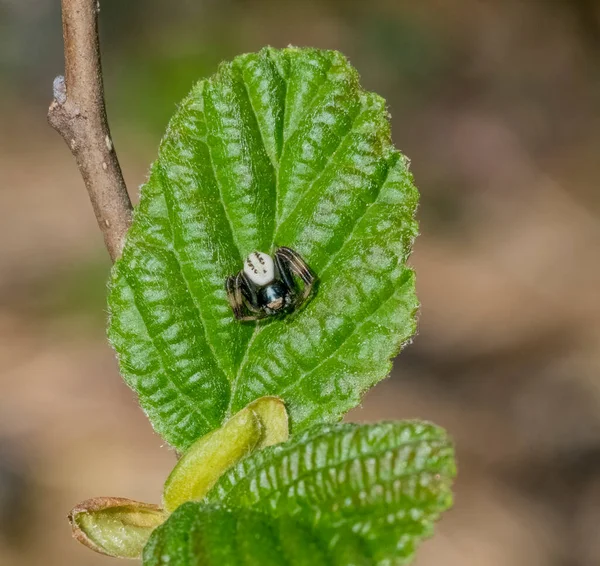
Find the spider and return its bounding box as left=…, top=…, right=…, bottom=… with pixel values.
left=225, top=247, right=316, bottom=321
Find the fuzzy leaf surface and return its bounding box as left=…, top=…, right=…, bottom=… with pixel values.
left=144, top=421, right=455, bottom=565
left=108, top=47, right=419, bottom=451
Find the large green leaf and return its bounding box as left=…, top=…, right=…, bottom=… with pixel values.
left=144, top=505, right=372, bottom=566
left=208, top=421, right=454, bottom=551
left=144, top=421, right=455, bottom=565
left=108, top=47, right=419, bottom=451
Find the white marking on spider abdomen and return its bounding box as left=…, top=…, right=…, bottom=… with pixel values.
left=243, top=252, right=275, bottom=286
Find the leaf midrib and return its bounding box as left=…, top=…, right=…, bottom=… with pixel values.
left=227, top=53, right=346, bottom=412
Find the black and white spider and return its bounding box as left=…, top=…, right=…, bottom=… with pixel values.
left=225, top=247, right=316, bottom=321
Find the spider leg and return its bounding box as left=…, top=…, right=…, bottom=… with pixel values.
left=275, top=247, right=316, bottom=301
left=238, top=273, right=267, bottom=317
left=274, top=252, right=296, bottom=294
left=225, top=274, right=245, bottom=320
left=226, top=273, right=266, bottom=322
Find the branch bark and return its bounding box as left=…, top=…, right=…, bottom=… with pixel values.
left=48, top=0, right=133, bottom=262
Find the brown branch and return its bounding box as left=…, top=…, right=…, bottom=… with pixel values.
left=48, top=0, right=133, bottom=262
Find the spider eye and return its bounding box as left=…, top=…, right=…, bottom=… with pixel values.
left=244, top=252, right=275, bottom=286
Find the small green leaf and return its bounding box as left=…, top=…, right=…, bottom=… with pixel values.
left=108, top=47, right=419, bottom=452
left=69, top=497, right=166, bottom=559
left=162, top=404, right=262, bottom=513
left=163, top=396, right=288, bottom=512
left=144, top=421, right=455, bottom=565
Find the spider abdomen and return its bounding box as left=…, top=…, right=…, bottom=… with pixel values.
left=258, top=281, right=291, bottom=313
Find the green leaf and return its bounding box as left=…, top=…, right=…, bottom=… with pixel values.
left=162, top=403, right=262, bottom=513
left=163, top=396, right=288, bottom=513
left=208, top=421, right=455, bottom=555
left=143, top=504, right=365, bottom=566
left=144, top=421, right=455, bottom=566
left=69, top=497, right=167, bottom=559
left=108, top=46, right=419, bottom=452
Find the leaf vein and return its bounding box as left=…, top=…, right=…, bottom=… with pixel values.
left=120, top=272, right=214, bottom=430
left=228, top=325, right=260, bottom=417
left=202, top=85, right=245, bottom=265
left=277, top=55, right=336, bottom=221
left=276, top=101, right=363, bottom=228
left=234, top=68, right=279, bottom=248
left=276, top=281, right=408, bottom=400
left=157, top=162, right=230, bottom=382
left=314, top=152, right=400, bottom=279
left=219, top=433, right=448, bottom=505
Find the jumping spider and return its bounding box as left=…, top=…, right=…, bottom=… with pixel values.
left=225, top=247, right=316, bottom=321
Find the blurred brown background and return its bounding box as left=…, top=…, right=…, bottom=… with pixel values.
left=1, top=1, right=600, bottom=564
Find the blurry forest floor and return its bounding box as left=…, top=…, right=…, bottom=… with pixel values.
left=1, top=1, right=600, bottom=565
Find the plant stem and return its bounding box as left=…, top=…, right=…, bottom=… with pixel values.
left=48, top=0, right=132, bottom=262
